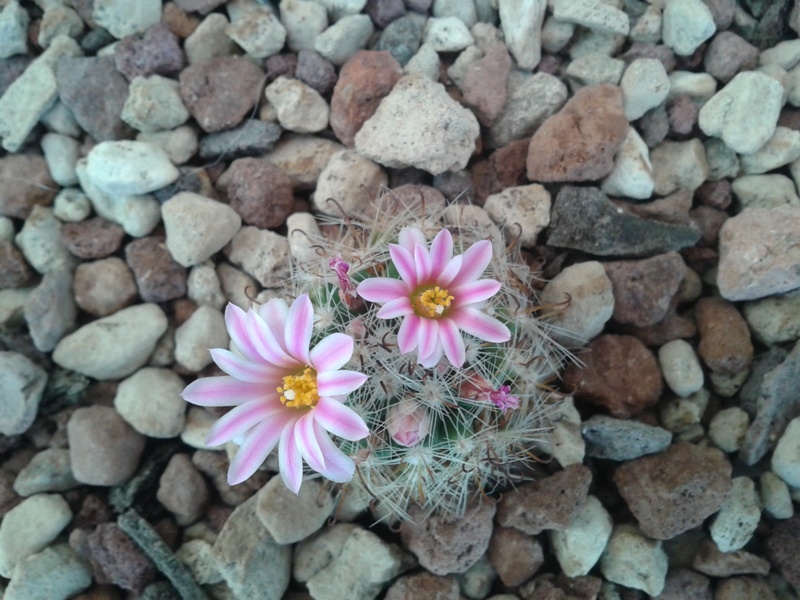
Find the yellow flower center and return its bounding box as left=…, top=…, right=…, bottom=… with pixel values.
left=412, top=285, right=454, bottom=318
left=277, top=367, right=319, bottom=409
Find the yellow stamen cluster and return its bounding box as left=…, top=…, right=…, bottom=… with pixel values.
left=413, top=285, right=454, bottom=318
left=277, top=367, right=319, bottom=409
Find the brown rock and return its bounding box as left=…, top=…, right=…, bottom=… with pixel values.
left=695, top=297, right=753, bottom=375
left=604, top=252, right=687, bottom=327
left=690, top=205, right=727, bottom=246
left=330, top=50, right=403, bottom=146
left=562, top=334, right=663, bottom=418
left=461, top=44, right=511, bottom=126
left=656, top=568, right=712, bottom=600
left=73, top=493, right=114, bottom=530
left=0, top=240, right=34, bottom=288
left=765, top=513, right=800, bottom=592
left=695, top=179, right=732, bottom=210
left=621, top=307, right=698, bottom=347
left=114, top=24, right=184, bottom=82
left=488, top=526, right=544, bottom=587
left=667, top=93, right=697, bottom=136
left=0, top=155, right=57, bottom=219
left=692, top=538, right=770, bottom=577
left=496, top=464, right=592, bottom=535
left=125, top=237, right=187, bottom=303
left=219, top=158, right=293, bottom=229
left=526, top=84, right=628, bottom=182
left=519, top=573, right=603, bottom=600
left=704, top=32, right=759, bottom=84
left=613, top=442, right=733, bottom=540
left=472, top=138, right=529, bottom=203
left=61, top=217, right=125, bottom=259
left=622, top=188, right=693, bottom=226
left=384, top=572, right=460, bottom=600
left=85, top=522, right=157, bottom=594
left=162, top=2, right=200, bottom=38
left=715, top=577, right=776, bottom=600
left=156, top=453, right=209, bottom=526
left=73, top=258, right=138, bottom=316
left=179, top=56, right=265, bottom=133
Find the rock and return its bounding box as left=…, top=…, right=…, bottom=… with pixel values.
left=692, top=538, right=770, bottom=577
left=460, top=43, right=511, bottom=126
left=740, top=127, right=800, bottom=175
left=772, top=417, right=800, bottom=488
left=86, top=140, right=179, bottom=197
left=582, top=415, right=672, bottom=461
left=53, top=303, right=168, bottom=380
left=565, top=52, right=625, bottom=91
left=13, top=448, right=78, bottom=496
left=225, top=3, right=286, bottom=59
left=115, top=367, right=186, bottom=438
left=355, top=76, right=479, bottom=175
left=714, top=577, right=776, bottom=599
left=174, top=304, right=228, bottom=371
left=40, top=133, right=79, bottom=188
left=311, top=149, right=387, bottom=217
left=156, top=453, right=209, bottom=526
left=744, top=289, right=800, bottom=345
left=179, top=56, right=265, bottom=132
left=650, top=139, right=709, bottom=196
left=704, top=31, right=759, bottom=84
left=125, top=236, right=187, bottom=303
left=263, top=135, right=344, bottom=191
left=765, top=514, right=800, bottom=592
left=0, top=351, right=47, bottom=436
left=114, top=24, right=184, bottom=81
left=314, top=14, right=373, bottom=66
left=600, top=524, right=668, bottom=596
left=708, top=407, right=750, bottom=453
left=660, top=388, right=710, bottom=434
left=293, top=523, right=360, bottom=583
left=695, top=297, right=753, bottom=375
left=93, top=0, right=162, bottom=38
left=698, top=71, right=784, bottom=155
left=526, top=84, right=628, bottom=182
left=562, top=335, right=663, bottom=418
left=553, top=0, right=629, bottom=34
left=366, top=0, right=404, bottom=27
left=220, top=158, right=293, bottom=230
left=24, top=269, right=76, bottom=352
left=73, top=257, right=138, bottom=316
left=294, top=50, right=336, bottom=95
left=487, top=526, right=543, bottom=587
left=279, top=0, right=328, bottom=52
left=0, top=1, right=28, bottom=59
left=84, top=522, right=157, bottom=594
left=176, top=539, right=222, bottom=585
left=187, top=262, right=226, bottom=310
left=613, top=442, right=732, bottom=540
left=265, top=76, right=329, bottom=134
left=667, top=93, right=698, bottom=136
left=710, top=476, right=761, bottom=552
left=67, top=406, right=146, bottom=486
left=656, top=568, right=712, bottom=600
left=374, top=14, right=422, bottom=65
left=121, top=75, right=190, bottom=133
left=549, top=495, right=612, bottom=578
left=225, top=226, right=291, bottom=288
left=498, top=0, right=546, bottom=70
left=661, top=0, right=715, bottom=56
left=0, top=155, right=57, bottom=219
left=424, top=16, right=473, bottom=52
left=760, top=471, right=793, bottom=520
left=4, top=544, right=91, bottom=600
left=600, top=126, right=654, bottom=200
left=496, top=464, right=591, bottom=534
left=0, top=493, right=72, bottom=577
left=659, top=339, right=704, bottom=397
left=0, top=240, right=33, bottom=288
left=256, top=477, right=335, bottom=544
left=385, top=572, right=460, bottom=600
left=483, top=184, right=550, bottom=247
left=620, top=58, right=670, bottom=121
left=473, top=139, right=530, bottom=202
left=198, top=119, right=280, bottom=160
left=184, top=13, right=236, bottom=63
left=16, top=206, right=76, bottom=275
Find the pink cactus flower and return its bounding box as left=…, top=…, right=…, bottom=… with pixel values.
left=329, top=256, right=356, bottom=298
left=487, top=385, right=520, bottom=413
left=386, top=398, right=431, bottom=447
left=459, top=372, right=520, bottom=413
left=357, top=227, right=511, bottom=368
left=181, top=294, right=369, bottom=494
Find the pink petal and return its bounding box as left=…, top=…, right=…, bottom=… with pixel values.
left=182, top=376, right=267, bottom=407
left=310, top=333, right=354, bottom=373
left=452, top=279, right=502, bottom=307
left=452, top=240, right=493, bottom=287
left=439, top=318, right=466, bottom=367
left=376, top=296, right=413, bottom=319
left=248, top=311, right=295, bottom=367
left=224, top=304, right=261, bottom=362
left=437, top=255, right=463, bottom=287
left=314, top=396, right=369, bottom=441
left=210, top=348, right=281, bottom=383
left=227, top=414, right=293, bottom=485
left=279, top=421, right=304, bottom=494
left=419, top=342, right=443, bottom=368
left=317, top=370, right=368, bottom=397
left=258, top=298, right=290, bottom=351
left=206, top=400, right=282, bottom=447
left=429, top=228, right=454, bottom=275
left=295, top=412, right=325, bottom=472
left=284, top=294, right=313, bottom=363
left=414, top=244, right=432, bottom=282
left=398, top=227, right=426, bottom=252
left=313, top=425, right=356, bottom=483
left=451, top=308, right=511, bottom=343
left=357, top=278, right=408, bottom=303
left=389, top=244, right=418, bottom=287
left=417, top=318, right=439, bottom=361
left=397, top=315, right=421, bottom=354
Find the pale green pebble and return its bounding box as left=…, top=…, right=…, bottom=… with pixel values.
left=709, top=476, right=761, bottom=552
left=0, top=216, right=14, bottom=241
left=760, top=471, right=794, bottom=519
left=708, top=407, right=750, bottom=453
left=704, top=137, right=739, bottom=181
left=52, top=188, right=91, bottom=222
left=744, top=289, right=800, bottom=345
left=658, top=339, right=704, bottom=397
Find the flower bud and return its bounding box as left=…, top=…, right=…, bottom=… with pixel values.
left=387, top=398, right=431, bottom=447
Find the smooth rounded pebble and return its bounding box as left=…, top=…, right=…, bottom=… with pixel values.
left=710, top=476, right=761, bottom=552
left=174, top=305, right=228, bottom=372
left=550, top=495, right=612, bottom=577
left=52, top=303, right=169, bottom=380
left=760, top=471, right=794, bottom=520
left=772, top=417, right=800, bottom=488
left=85, top=140, right=180, bottom=196
left=600, top=523, right=668, bottom=596
left=115, top=367, right=187, bottom=438
left=708, top=407, right=749, bottom=453
left=658, top=339, right=704, bottom=397
left=256, top=477, right=335, bottom=544
left=744, top=289, right=800, bottom=345
left=4, top=544, right=91, bottom=600
left=0, top=351, right=48, bottom=436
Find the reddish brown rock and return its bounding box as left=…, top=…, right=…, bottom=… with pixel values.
left=0, top=155, right=57, bottom=219
left=61, top=217, right=125, bottom=259
left=488, top=526, right=544, bottom=587
left=219, top=158, right=293, bottom=229
left=330, top=50, right=403, bottom=147
left=496, top=465, right=592, bottom=535
left=667, top=93, right=697, bottom=136
left=657, top=568, right=712, bottom=600
left=114, top=24, right=184, bottom=81
left=704, top=31, right=759, bottom=84
left=125, top=237, right=187, bottom=303
left=692, top=538, right=770, bottom=577
left=695, top=297, right=753, bottom=375
left=562, top=334, right=664, bottom=418
left=526, top=84, right=628, bottom=182
left=472, top=138, right=529, bottom=203
left=765, top=514, right=800, bottom=592
left=162, top=2, right=200, bottom=38
left=519, top=573, right=603, bottom=600
left=179, top=56, right=265, bottom=133
left=613, top=442, right=732, bottom=540
left=0, top=240, right=34, bottom=288
left=84, top=522, right=157, bottom=594
left=695, top=179, right=732, bottom=210
left=690, top=205, right=728, bottom=246
left=73, top=258, right=138, bottom=316
left=604, top=252, right=687, bottom=327
left=461, top=44, right=511, bottom=126
left=384, top=572, right=460, bottom=600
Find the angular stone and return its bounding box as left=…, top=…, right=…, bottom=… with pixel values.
left=0, top=351, right=47, bottom=436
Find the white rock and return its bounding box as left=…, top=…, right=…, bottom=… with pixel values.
left=162, top=192, right=242, bottom=268
left=699, top=71, right=785, bottom=155
left=433, top=0, right=477, bottom=27
left=550, top=495, right=612, bottom=577
left=601, top=127, right=654, bottom=200
left=92, top=0, right=161, bottom=38
left=629, top=5, right=661, bottom=44
left=265, top=76, right=329, bottom=134
left=760, top=471, right=794, bottom=519
left=174, top=305, right=229, bottom=372
left=772, top=417, right=800, bottom=488
left=0, top=1, right=29, bottom=59
left=484, top=184, right=550, bottom=247
left=740, top=127, right=800, bottom=175
left=541, top=15, right=575, bottom=54
left=668, top=70, right=717, bottom=107
left=404, top=43, right=441, bottom=80
left=658, top=339, right=704, bottom=397
left=662, top=0, right=715, bottom=56
left=539, top=261, right=614, bottom=348
left=226, top=3, right=286, bottom=59
left=13, top=448, right=79, bottom=497
left=52, top=303, right=169, bottom=380
left=498, top=0, right=546, bottom=70
left=311, top=149, right=387, bottom=217
left=312, top=0, right=366, bottom=21
left=565, top=52, right=625, bottom=91
left=744, top=289, right=800, bottom=345
left=286, top=212, right=323, bottom=265
left=710, top=476, right=761, bottom=552
left=184, top=13, right=236, bottom=64
left=620, top=58, right=670, bottom=121
left=760, top=39, right=800, bottom=70
left=121, top=75, right=190, bottom=133
left=650, top=138, right=709, bottom=196
left=280, top=0, right=328, bottom=52
left=188, top=261, right=227, bottom=310
left=732, top=174, right=800, bottom=209
left=225, top=226, right=291, bottom=289
left=40, top=132, right=80, bottom=187
left=424, top=16, right=474, bottom=52
left=256, top=478, right=335, bottom=544
left=4, top=544, right=91, bottom=600
left=0, top=351, right=47, bottom=436
left=0, top=494, right=72, bottom=578
left=314, top=14, right=373, bottom=66
left=137, top=126, right=199, bottom=166
left=85, top=140, right=179, bottom=196
left=355, top=76, right=480, bottom=175
left=0, top=288, right=31, bottom=327
left=15, top=206, right=76, bottom=275
left=708, top=407, right=749, bottom=453
left=600, top=523, right=668, bottom=597
left=115, top=367, right=187, bottom=438
left=552, top=0, right=630, bottom=35
left=38, top=5, right=84, bottom=49
left=264, top=134, right=344, bottom=191
left=293, top=523, right=359, bottom=582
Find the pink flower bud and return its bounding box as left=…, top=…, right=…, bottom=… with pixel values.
left=488, top=385, right=520, bottom=412
left=387, top=398, right=431, bottom=447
